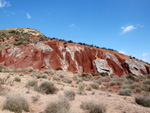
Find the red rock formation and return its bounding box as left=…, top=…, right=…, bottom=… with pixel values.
left=0, top=28, right=150, bottom=76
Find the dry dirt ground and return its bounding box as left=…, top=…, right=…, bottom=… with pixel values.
left=0, top=71, right=150, bottom=113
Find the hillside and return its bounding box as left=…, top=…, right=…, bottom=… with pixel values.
left=1, top=28, right=150, bottom=113
left=0, top=28, right=150, bottom=76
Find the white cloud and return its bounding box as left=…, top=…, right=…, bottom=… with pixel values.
left=26, top=13, right=31, bottom=19
left=142, top=58, right=147, bottom=61
left=0, top=0, right=10, bottom=8
left=119, top=50, right=126, bottom=54
left=142, top=53, right=149, bottom=57
left=120, top=25, right=136, bottom=34
left=69, top=24, right=75, bottom=27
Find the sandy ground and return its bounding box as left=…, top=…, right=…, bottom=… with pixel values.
left=0, top=71, right=150, bottom=113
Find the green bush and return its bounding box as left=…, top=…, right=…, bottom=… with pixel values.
left=64, top=90, right=75, bottom=101
left=82, top=74, right=92, bottom=81
left=37, top=81, right=57, bottom=94
left=143, top=80, right=150, bottom=85
left=90, top=83, right=99, bottom=90
left=135, top=95, right=150, bottom=107
left=78, top=83, right=85, bottom=91
left=14, top=77, right=21, bottom=82
left=56, top=67, right=63, bottom=71
left=62, top=78, right=72, bottom=84
left=3, top=95, right=29, bottom=113
left=26, top=79, right=38, bottom=87
left=99, top=72, right=109, bottom=77
left=126, top=75, right=135, bottom=81
left=86, top=85, right=92, bottom=91
left=0, top=66, right=6, bottom=72
left=80, top=101, right=106, bottom=113
left=45, top=96, right=70, bottom=113
left=119, top=89, right=132, bottom=96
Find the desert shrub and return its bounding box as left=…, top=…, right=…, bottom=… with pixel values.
left=56, top=67, right=63, bottom=71
left=141, top=84, right=150, bottom=91
left=90, top=83, right=99, bottom=90
left=62, top=78, right=72, bottom=84
left=37, top=81, right=57, bottom=94
left=82, top=74, right=92, bottom=81
left=119, top=89, right=132, bottom=96
left=76, top=78, right=83, bottom=84
left=110, top=81, right=122, bottom=86
left=19, top=74, right=24, bottom=76
left=31, top=95, right=40, bottom=103
left=135, top=88, right=142, bottom=93
left=26, top=79, right=38, bottom=87
left=0, top=66, right=6, bottom=72
left=53, top=76, right=60, bottom=81
left=3, top=94, right=29, bottom=113
left=99, top=72, right=109, bottom=77
left=143, top=80, right=150, bottom=85
left=130, top=83, right=140, bottom=89
left=146, top=75, right=150, bottom=79
left=126, top=75, right=135, bottom=81
left=44, top=70, right=54, bottom=75
left=101, top=77, right=110, bottom=83
left=80, top=101, right=106, bottom=113
left=24, top=67, right=33, bottom=72
left=45, top=96, right=70, bottom=113
left=135, top=95, right=150, bottom=107
left=86, top=85, right=92, bottom=91
left=64, top=90, right=75, bottom=101
left=124, top=79, right=134, bottom=85
left=78, top=83, right=85, bottom=91
left=58, top=75, right=64, bottom=78
left=14, top=77, right=21, bottom=82
left=0, top=84, right=2, bottom=90
left=37, top=74, right=47, bottom=79
left=94, top=79, right=102, bottom=85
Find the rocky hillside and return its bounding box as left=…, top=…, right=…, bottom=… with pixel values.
left=0, top=28, right=150, bottom=76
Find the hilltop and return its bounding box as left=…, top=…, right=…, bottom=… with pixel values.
left=0, top=28, right=150, bottom=76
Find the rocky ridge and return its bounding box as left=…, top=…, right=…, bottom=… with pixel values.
left=0, top=28, right=149, bottom=76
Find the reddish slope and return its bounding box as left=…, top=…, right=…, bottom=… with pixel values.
left=0, top=39, right=150, bottom=76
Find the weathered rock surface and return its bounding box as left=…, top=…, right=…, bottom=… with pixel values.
left=0, top=28, right=150, bottom=76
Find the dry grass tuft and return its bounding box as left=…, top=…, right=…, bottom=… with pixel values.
left=45, top=95, right=70, bottom=113
left=36, top=81, right=57, bottom=94
left=3, top=94, right=29, bottom=113
left=80, top=101, right=106, bottom=113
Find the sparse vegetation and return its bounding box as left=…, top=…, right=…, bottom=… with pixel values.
left=62, top=78, right=72, bottom=84
left=86, top=85, right=92, bottom=91
left=3, top=94, right=29, bottom=113
left=78, top=83, right=85, bottom=91
left=119, top=89, right=132, bottom=96
left=80, top=101, right=106, bottom=113
left=26, top=79, right=38, bottom=87
left=45, top=96, right=70, bottom=113
left=37, top=81, right=57, bottom=94
left=56, top=67, right=63, bottom=71
left=90, top=82, right=99, bottom=90
left=64, top=90, right=75, bottom=101
left=14, top=77, right=21, bottom=82
left=135, top=95, right=150, bottom=107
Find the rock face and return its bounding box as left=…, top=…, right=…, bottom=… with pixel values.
left=0, top=28, right=150, bottom=76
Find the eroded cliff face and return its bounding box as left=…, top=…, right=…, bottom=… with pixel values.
left=0, top=39, right=150, bottom=76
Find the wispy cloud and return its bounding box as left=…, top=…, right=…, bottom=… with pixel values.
left=142, top=53, right=149, bottom=57
left=0, top=0, right=10, bottom=8
left=119, top=50, right=126, bottom=54
left=120, top=24, right=144, bottom=34
left=69, top=24, right=75, bottom=27
left=120, top=25, right=136, bottom=34
left=26, top=13, right=31, bottom=19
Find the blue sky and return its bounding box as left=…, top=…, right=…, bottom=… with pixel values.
left=0, top=0, right=150, bottom=63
